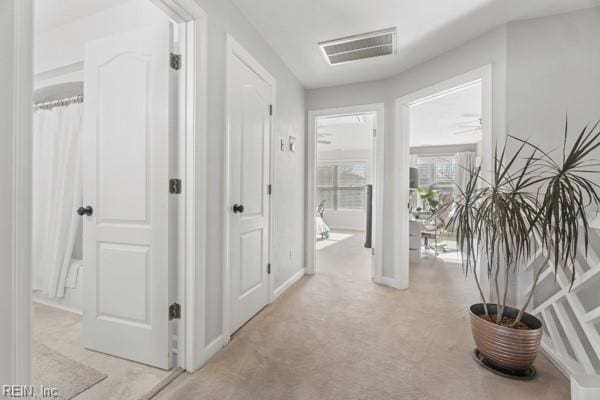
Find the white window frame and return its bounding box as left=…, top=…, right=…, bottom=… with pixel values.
left=415, top=154, right=457, bottom=193
left=317, top=160, right=369, bottom=213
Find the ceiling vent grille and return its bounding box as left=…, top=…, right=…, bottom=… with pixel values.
left=319, top=28, right=396, bottom=65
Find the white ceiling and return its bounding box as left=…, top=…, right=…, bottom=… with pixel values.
left=35, top=0, right=125, bottom=32
left=232, top=0, right=600, bottom=88
left=410, top=82, right=481, bottom=147
left=317, top=113, right=374, bottom=152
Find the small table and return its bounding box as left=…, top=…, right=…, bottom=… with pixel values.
left=409, top=220, right=422, bottom=262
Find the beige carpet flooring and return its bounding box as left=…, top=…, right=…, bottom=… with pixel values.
left=33, top=303, right=172, bottom=399
left=156, top=231, right=570, bottom=400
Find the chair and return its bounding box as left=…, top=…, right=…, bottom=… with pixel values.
left=421, top=193, right=454, bottom=255
left=317, top=200, right=326, bottom=219
left=315, top=200, right=330, bottom=239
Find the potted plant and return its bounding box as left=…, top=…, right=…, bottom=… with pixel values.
left=448, top=121, right=600, bottom=378
left=417, top=187, right=439, bottom=211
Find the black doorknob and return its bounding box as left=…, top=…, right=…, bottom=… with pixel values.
left=77, top=206, right=93, bottom=216
left=232, top=204, right=244, bottom=213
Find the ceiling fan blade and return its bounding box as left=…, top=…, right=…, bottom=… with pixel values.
left=452, top=128, right=479, bottom=135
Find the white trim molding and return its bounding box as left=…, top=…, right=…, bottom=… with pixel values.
left=306, top=104, right=385, bottom=285
left=11, top=0, right=34, bottom=386
left=394, top=64, right=493, bottom=291
left=203, top=334, right=225, bottom=364
left=125, top=0, right=209, bottom=373
left=222, top=34, right=277, bottom=343
left=273, top=267, right=306, bottom=301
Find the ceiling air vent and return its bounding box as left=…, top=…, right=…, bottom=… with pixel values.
left=319, top=28, right=396, bottom=65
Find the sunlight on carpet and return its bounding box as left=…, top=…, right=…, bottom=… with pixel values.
left=316, top=232, right=354, bottom=250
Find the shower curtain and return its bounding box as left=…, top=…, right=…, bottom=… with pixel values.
left=32, top=103, right=83, bottom=298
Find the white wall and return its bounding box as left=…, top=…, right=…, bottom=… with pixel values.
left=35, top=0, right=167, bottom=75
left=506, top=7, right=600, bottom=151
left=0, top=0, right=17, bottom=384
left=306, top=26, right=507, bottom=280
left=192, top=0, right=306, bottom=345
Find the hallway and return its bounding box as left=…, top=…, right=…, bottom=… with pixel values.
left=158, top=232, right=568, bottom=399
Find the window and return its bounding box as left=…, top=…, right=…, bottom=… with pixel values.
left=317, top=162, right=368, bottom=211
left=416, top=155, right=456, bottom=193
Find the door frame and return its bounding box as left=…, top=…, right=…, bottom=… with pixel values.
left=222, top=34, right=276, bottom=343
left=306, top=103, right=385, bottom=282
left=394, top=64, right=493, bottom=290
left=10, top=0, right=209, bottom=384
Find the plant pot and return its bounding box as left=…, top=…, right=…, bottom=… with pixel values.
left=469, top=303, right=543, bottom=371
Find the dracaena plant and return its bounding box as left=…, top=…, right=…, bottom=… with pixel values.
left=447, top=120, right=600, bottom=327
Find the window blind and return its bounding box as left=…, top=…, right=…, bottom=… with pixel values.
left=317, top=162, right=368, bottom=211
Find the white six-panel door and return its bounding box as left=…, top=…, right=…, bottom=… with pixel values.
left=82, top=23, right=172, bottom=369
left=227, top=42, right=273, bottom=334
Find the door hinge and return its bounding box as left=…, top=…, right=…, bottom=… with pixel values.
left=170, top=53, right=181, bottom=70
left=169, top=303, right=181, bottom=320
left=169, top=178, right=182, bottom=194
left=269, top=104, right=273, bottom=116
left=267, top=263, right=271, bottom=274
left=373, top=128, right=377, bottom=137
left=371, top=248, right=375, bottom=256
left=267, top=184, right=272, bottom=195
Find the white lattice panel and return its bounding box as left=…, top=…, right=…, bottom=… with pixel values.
left=523, top=228, right=600, bottom=377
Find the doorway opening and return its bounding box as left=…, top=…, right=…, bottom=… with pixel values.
left=395, top=65, right=493, bottom=290
left=307, top=104, right=385, bottom=283
left=316, top=112, right=375, bottom=278
left=28, top=0, right=206, bottom=397
left=407, top=81, right=482, bottom=265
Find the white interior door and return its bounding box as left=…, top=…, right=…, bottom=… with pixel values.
left=82, top=23, right=173, bottom=369
left=227, top=48, right=272, bottom=334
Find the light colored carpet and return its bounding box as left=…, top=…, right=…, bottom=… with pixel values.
left=155, top=231, right=570, bottom=400
left=33, top=342, right=107, bottom=400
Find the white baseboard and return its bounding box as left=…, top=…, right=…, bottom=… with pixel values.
left=540, top=341, right=573, bottom=379
left=571, top=375, right=600, bottom=400
left=33, top=298, right=82, bottom=315
left=203, top=334, right=224, bottom=364
left=375, top=276, right=407, bottom=290
left=201, top=268, right=306, bottom=368
left=272, top=267, right=305, bottom=301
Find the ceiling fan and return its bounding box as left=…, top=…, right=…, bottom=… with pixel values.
left=317, top=130, right=333, bottom=145
left=452, top=117, right=482, bottom=135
